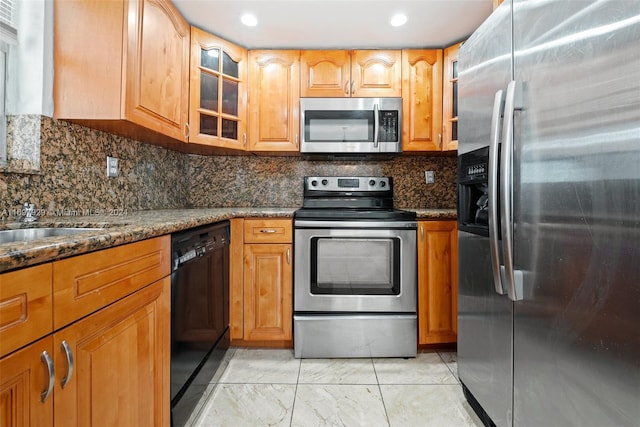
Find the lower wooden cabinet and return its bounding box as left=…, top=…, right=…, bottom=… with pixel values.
left=418, top=220, right=458, bottom=345
left=243, top=243, right=292, bottom=341
left=0, top=336, right=54, bottom=426
left=53, top=277, right=170, bottom=427
left=230, top=218, right=293, bottom=346
left=0, top=237, right=171, bottom=427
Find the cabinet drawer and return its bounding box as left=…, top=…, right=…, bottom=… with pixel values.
left=0, top=264, right=53, bottom=357
left=53, top=236, right=170, bottom=329
left=243, top=219, right=292, bottom=243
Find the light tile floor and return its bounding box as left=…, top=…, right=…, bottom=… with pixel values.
left=189, top=348, right=484, bottom=427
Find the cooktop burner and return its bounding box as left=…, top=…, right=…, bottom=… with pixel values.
left=295, top=176, right=416, bottom=221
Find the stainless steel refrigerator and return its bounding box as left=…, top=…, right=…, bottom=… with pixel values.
left=457, top=1, right=640, bottom=426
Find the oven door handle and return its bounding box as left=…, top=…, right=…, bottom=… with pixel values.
left=373, top=103, right=380, bottom=149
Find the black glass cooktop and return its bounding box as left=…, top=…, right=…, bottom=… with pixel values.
left=294, top=208, right=416, bottom=221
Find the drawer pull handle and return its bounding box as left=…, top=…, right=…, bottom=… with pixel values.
left=260, top=229, right=277, bottom=233
left=61, top=340, right=74, bottom=389
left=41, top=350, right=55, bottom=403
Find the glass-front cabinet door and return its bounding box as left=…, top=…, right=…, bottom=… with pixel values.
left=189, top=27, right=247, bottom=149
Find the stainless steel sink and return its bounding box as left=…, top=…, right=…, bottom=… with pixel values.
left=0, top=228, right=104, bottom=244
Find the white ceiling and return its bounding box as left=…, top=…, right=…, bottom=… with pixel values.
left=172, top=0, right=494, bottom=49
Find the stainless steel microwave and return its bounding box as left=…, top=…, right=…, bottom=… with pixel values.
left=300, top=98, right=402, bottom=155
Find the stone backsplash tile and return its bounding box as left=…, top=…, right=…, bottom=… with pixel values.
left=188, top=154, right=457, bottom=209
left=1, top=117, right=457, bottom=220
left=1, top=117, right=189, bottom=219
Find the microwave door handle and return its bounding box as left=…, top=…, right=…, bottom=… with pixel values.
left=373, top=103, right=380, bottom=149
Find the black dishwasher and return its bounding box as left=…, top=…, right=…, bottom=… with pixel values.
left=170, top=221, right=230, bottom=426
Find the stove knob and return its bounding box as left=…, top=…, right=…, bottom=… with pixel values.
left=369, top=179, right=376, bottom=187
left=321, top=179, right=328, bottom=186
left=310, top=180, right=318, bottom=187
left=380, top=181, right=386, bottom=188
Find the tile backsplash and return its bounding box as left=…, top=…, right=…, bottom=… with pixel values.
left=1, top=117, right=457, bottom=219
left=188, top=154, right=457, bottom=209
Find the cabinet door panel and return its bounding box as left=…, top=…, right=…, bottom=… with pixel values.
left=243, top=244, right=292, bottom=341
left=418, top=221, right=458, bottom=344
left=53, top=236, right=170, bottom=330
left=54, top=278, right=170, bottom=427
left=190, top=27, right=247, bottom=150
left=0, top=264, right=52, bottom=357
left=402, top=49, right=443, bottom=151
left=0, top=336, right=53, bottom=427
left=352, top=50, right=402, bottom=97
left=248, top=50, right=300, bottom=151
left=300, top=50, right=350, bottom=97
left=126, top=0, right=190, bottom=141
left=243, top=219, right=292, bottom=244
left=443, top=42, right=462, bottom=151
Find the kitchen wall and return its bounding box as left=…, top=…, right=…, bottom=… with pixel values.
left=1, top=117, right=189, bottom=217
left=1, top=117, right=456, bottom=219
left=188, top=154, right=456, bottom=209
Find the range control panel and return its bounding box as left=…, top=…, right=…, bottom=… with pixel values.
left=305, top=176, right=391, bottom=192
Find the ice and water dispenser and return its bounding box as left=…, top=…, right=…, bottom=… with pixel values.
left=458, top=146, right=493, bottom=237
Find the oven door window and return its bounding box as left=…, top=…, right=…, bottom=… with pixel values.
left=304, top=110, right=374, bottom=142
left=310, top=236, right=400, bottom=295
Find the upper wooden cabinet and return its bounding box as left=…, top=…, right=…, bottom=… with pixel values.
left=248, top=50, right=300, bottom=152
left=189, top=27, right=248, bottom=150
left=54, top=0, right=190, bottom=144
left=301, top=50, right=402, bottom=97
left=442, top=42, right=462, bottom=151
left=402, top=49, right=443, bottom=151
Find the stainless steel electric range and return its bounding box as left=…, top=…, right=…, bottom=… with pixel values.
left=293, top=176, right=417, bottom=358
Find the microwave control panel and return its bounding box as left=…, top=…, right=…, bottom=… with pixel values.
left=378, top=111, right=399, bottom=142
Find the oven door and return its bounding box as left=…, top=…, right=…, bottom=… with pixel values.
left=294, top=220, right=417, bottom=313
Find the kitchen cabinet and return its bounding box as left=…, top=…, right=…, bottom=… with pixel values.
left=401, top=49, right=443, bottom=151
left=300, top=50, right=402, bottom=97
left=442, top=42, right=462, bottom=151
left=53, top=277, right=170, bottom=427
left=54, top=0, right=190, bottom=145
left=229, top=218, right=293, bottom=346
left=0, top=236, right=171, bottom=427
left=418, top=220, right=458, bottom=344
left=0, top=336, right=54, bottom=427
left=0, top=264, right=52, bottom=357
left=248, top=50, right=300, bottom=152
left=189, top=27, right=248, bottom=150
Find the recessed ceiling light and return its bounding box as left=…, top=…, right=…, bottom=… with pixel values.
left=390, top=13, right=408, bottom=27
left=241, top=13, right=258, bottom=27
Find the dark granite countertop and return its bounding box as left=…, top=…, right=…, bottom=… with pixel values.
left=0, top=207, right=456, bottom=273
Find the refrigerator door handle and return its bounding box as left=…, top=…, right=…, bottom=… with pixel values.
left=500, top=80, right=524, bottom=301
left=489, top=89, right=506, bottom=295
